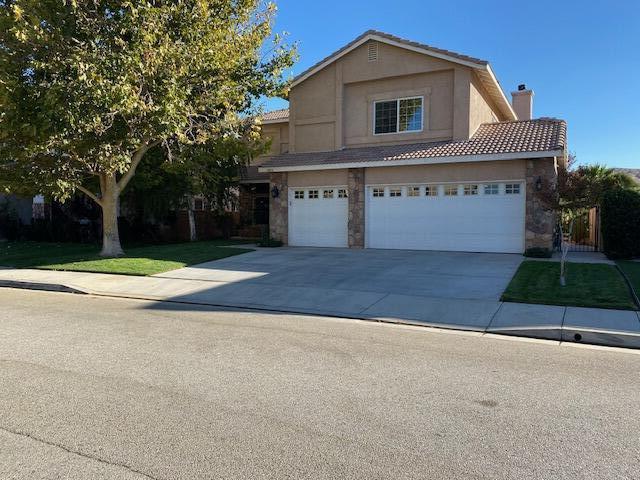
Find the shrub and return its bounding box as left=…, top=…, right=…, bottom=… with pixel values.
left=258, top=238, right=283, bottom=247
left=258, top=228, right=282, bottom=247
left=524, top=247, right=553, bottom=258
left=601, top=189, right=640, bottom=259
left=0, top=201, right=22, bottom=241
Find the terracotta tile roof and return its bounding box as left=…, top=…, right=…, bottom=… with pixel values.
left=260, top=118, right=566, bottom=170
left=293, top=30, right=487, bottom=85
left=260, top=108, right=289, bottom=123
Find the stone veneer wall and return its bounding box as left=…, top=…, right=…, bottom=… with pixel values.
left=269, top=172, right=288, bottom=243
left=347, top=168, right=365, bottom=248
left=525, top=157, right=557, bottom=251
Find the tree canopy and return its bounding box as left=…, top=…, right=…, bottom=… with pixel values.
left=538, top=155, right=637, bottom=215
left=0, top=0, right=295, bottom=255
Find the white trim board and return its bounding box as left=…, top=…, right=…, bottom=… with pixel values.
left=259, top=150, right=562, bottom=173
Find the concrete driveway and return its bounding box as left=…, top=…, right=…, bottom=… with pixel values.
left=155, top=248, right=523, bottom=330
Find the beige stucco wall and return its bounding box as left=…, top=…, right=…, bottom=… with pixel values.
left=365, top=160, right=526, bottom=184
left=469, top=73, right=500, bottom=135
left=255, top=121, right=289, bottom=165
left=288, top=169, right=349, bottom=187
left=343, top=70, right=454, bottom=147
left=289, top=40, right=509, bottom=154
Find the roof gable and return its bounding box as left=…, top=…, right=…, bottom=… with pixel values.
left=291, top=30, right=516, bottom=121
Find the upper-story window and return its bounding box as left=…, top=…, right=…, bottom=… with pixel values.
left=374, top=97, right=423, bottom=135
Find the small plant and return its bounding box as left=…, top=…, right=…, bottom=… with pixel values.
left=524, top=247, right=552, bottom=258
left=258, top=238, right=283, bottom=248
left=258, top=227, right=283, bottom=247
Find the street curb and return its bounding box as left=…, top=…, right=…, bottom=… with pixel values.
left=2, top=281, right=639, bottom=352
left=0, top=280, right=88, bottom=295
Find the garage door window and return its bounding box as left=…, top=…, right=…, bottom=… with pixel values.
left=425, top=185, right=438, bottom=197
left=323, top=189, right=334, bottom=199
left=464, top=184, right=479, bottom=196
left=308, top=190, right=319, bottom=199
left=407, top=186, right=420, bottom=197
left=338, top=189, right=348, bottom=198
left=444, top=185, right=459, bottom=196
left=505, top=183, right=521, bottom=194
left=484, top=184, right=499, bottom=195
left=373, top=188, right=385, bottom=197
left=389, top=188, right=402, bottom=197
left=294, top=190, right=304, bottom=199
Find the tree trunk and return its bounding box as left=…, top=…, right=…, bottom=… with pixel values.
left=188, top=197, right=197, bottom=242
left=99, top=175, right=124, bottom=257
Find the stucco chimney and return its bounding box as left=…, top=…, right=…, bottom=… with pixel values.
left=511, top=84, right=534, bottom=120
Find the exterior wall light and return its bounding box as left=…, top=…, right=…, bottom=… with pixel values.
left=271, top=186, right=280, bottom=198
left=535, top=177, right=543, bottom=191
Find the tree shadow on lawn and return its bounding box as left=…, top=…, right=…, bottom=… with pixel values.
left=0, top=240, right=254, bottom=275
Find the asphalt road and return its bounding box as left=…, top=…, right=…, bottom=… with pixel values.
left=1, top=289, right=639, bottom=479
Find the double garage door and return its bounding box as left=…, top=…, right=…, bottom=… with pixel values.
left=288, top=182, right=525, bottom=253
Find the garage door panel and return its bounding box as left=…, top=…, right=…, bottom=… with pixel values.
left=288, top=187, right=348, bottom=248
left=366, top=184, right=525, bottom=253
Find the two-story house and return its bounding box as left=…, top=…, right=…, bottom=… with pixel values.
left=251, top=30, right=566, bottom=253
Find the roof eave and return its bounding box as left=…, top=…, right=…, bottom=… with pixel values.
left=258, top=149, right=564, bottom=173
left=261, top=117, right=289, bottom=125
left=291, top=32, right=487, bottom=88
left=480, top=65, right=517, bottom=121
left=291, top=32, right=516, bottom=121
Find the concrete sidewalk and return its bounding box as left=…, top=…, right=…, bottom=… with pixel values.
left=1, top=267, right=639, bottom=349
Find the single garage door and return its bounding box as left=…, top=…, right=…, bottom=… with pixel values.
left=288, top=186, right=348, bottom=247
left=365, top=182, right=525, bottom=253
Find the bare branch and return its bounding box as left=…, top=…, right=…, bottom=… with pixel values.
left=76, top=185, right=102, bottom=206
left=116, top=139, right=161, bottom=191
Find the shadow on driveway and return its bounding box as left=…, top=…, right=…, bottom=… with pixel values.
left=143, top=247, right=524, bottom=331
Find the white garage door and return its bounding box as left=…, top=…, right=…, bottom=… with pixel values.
left=288, top=186, right=348, bottom=247
left=365, top=182, right=525, bottom=253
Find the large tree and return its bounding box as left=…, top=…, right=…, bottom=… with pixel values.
left=0, top=0, right=294, bottom=255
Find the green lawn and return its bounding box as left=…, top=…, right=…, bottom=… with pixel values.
left=0, top=240, right=253, bottom=276
left=617, top=261, right=640, bottom=301
left=501, top=261, right=637, bottom=310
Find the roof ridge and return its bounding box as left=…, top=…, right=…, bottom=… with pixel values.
left=293, top=30, right=489, bottom=85
left=481, top=117, right=566, bottom=126
left=365, top=30, right=489, bottom=65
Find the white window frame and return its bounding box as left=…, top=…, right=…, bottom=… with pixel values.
left=338, top=189, right=348, bottom=199
left=424, top=185, right=439, bottom=197
left=308, top=189, right=319, bottom=199
left=444, top=185, right=459, bottom=196
left=484, top=184, right=499, bottom=195
left=463, top=184, right=479, bottom=196
left=505, top=183, right=521, bottom=195
left=373, top=96, right=424, bottom=136
left=389, top=187, right=402, bottom=197
left=294, top=190, right=304, bottom=199
left=323, top=189, right=334, bottom=199
left=407, top=186, right=421, bottom=197
left=372, top=187, right=385, bottom=198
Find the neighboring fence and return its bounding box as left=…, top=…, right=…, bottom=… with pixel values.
left=559, top=207, right=601, bottom=252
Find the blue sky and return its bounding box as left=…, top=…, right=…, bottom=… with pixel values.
left=263, top=0, right=640, bottom=168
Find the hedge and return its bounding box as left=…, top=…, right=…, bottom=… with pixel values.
left=601, top=189, right=640, bottom=259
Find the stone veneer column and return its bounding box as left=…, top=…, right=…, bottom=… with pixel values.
left=525, top=158, right=557, bottom=251
left=269, top=172, right=288, bottom=244
left=348, top=168, right=365, bottom=248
